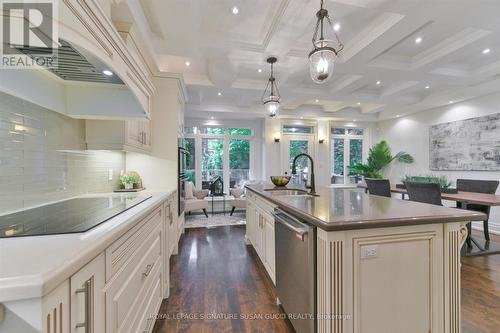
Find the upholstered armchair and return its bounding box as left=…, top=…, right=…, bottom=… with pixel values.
left=184, top=181, right=209, bottom=218
left=229, top=188, right=246, bottom=216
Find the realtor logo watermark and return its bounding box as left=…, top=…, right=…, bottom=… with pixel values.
left=1, top=0, right=58, bottom=68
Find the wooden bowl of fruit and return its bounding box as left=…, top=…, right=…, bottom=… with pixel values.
left=270, top=176, right=291, bottom=187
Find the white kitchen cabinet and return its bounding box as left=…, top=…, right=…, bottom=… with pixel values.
left=85, top=119, right=152, bottom=153
left=70, top=253, right=105, bottom=333
left=43, top=280, right=70, bottom=333
left=162, top=200, right=172, bottom=298
left=263, top=216, right=276, bottom=283
left=245, top=200, right=257, bottom=245
left=104, top=222, right=162, bottom=333
left=245, top=192, right=276, bottom=284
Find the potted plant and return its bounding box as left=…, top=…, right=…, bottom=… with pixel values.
left=349, top=140, right=414, bottom=179
left=120, top=174, right=138, bottom=190
left=400, top=175, right=457, bottom=193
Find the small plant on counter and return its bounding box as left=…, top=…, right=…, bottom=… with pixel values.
left=348, top=140, right=414, bottom=179
left=120, top=174, right=139, bottom=190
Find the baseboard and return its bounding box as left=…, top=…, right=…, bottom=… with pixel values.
left=471, top=221, right=500, bottom=236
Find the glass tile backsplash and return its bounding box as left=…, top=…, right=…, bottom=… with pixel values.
left=0, top=92, right=125, bottom=213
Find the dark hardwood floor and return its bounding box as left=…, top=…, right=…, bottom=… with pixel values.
left=153, top=226, right=500, bottom=333
left=462, top=231, right=500, bottom=333
left=153, top=226, right=295, bottom=333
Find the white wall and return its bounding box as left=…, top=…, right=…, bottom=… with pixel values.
left=376, top=92, right=500, bottom=234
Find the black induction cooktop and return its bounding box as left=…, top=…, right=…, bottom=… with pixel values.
left=0, top=194, right=152, bottom=238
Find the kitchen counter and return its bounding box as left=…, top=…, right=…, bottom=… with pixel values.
left=0, top=190, right=175, bottom=302
left=245, top=183, right=486, bottom=231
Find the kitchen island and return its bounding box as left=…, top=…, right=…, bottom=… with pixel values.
left=245, top=184, right=485, bottom=333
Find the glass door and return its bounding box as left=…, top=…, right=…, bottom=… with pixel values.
left=331, top=128, right=365, bottom=185
left=282, top=135, right=314, bottom=187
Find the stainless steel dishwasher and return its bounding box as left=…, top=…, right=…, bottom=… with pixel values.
left=273, top=208, right=316, bottom=333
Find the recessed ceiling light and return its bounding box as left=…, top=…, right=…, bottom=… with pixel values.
left=415, top=37, right=423, bottom=44
left=315, top=99, right=319, bottom=103
left=449, top=100, right=454, bottom=104
left=211, top=116, right=214, bottom=119
left=185, top=61, right=190, bottom=67
left=353, top=119, right=357, bottom=122
left=218, top=92, right=222, bottom=96
left=482, top=48, right=491, bottom=54
left=357, top=102, right=361, bottom=105
left=232, top=6, right=239, bottom=14
left=376, top=80, right=381, bottom=85
left=258, top=68, right=262, bottom=73
left=102, top=69, right=113, bottom=76
left=425, top=85, right=430, bottom=89
left=333, top=23, right=341, bottom=31
left=300, top=116, right=304, bottom=119
left=396, top=114, right=400, bottom=118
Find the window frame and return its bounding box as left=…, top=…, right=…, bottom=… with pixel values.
left=184, top=126, right=254, bottom=192
left=330, top=125, right=368, bottom=186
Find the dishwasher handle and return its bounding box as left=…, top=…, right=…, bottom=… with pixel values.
left=272, top=209, right=309, bottom=241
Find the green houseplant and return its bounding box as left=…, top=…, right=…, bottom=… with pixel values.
left=120, top=174, right=139, bottom=190
left=400, top=175, right=457, bottom=193
left=349, top=140, right=414, bottom=179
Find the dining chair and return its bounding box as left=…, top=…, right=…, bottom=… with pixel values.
left=365, top=178, right=391, bottom=197
left=456, top=179, right=499, bottom=241
left=404, top=181, right=442, bottom=206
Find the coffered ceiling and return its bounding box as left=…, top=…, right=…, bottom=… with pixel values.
left=114, top=0, right=500, bottom=121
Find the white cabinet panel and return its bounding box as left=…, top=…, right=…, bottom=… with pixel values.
left=43, top=281, right=70, bottom=333
left=70, top=253, right=105, bottom=333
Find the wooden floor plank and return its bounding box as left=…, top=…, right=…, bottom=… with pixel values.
left=153, top=226, right=500, bottom=333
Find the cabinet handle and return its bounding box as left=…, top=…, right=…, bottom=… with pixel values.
left=142, top=264, right=154, bottom=277
left=75, top=278, right=92, bottom=333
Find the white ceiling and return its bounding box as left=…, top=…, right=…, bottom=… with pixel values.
left=114, top=0, right=500, bottom=121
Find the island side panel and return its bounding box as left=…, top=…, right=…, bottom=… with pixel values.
left=443, top=223, right=468, bottom=333
left=318, top=222, right=465, bottom=333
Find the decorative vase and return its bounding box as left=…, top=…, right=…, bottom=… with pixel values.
left=124, top=183, right=133, bottom=190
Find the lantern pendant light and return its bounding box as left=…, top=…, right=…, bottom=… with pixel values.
left=262, top=57, right=281, bottom=117
left=309, top=0, right=344, bottom=84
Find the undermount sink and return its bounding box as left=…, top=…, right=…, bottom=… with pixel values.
left=264, top=189, right=315, bottom=196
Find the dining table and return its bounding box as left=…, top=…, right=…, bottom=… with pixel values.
left=358, top=183, right=500, bottom=256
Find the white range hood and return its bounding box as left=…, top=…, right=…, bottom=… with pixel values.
left=0, top=40, right=149, bottom=120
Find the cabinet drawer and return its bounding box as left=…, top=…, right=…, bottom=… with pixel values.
left=130, top=269, right=163, bottom=333
left=105, top=224, right=162, bottom=333
left=106, top=207, right=161, bottom=280
left=255, top=196, right=276, bottom=215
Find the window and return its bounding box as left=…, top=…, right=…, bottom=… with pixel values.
left=229, top=139, right=250, bottom=187
left=199, top=127, right=224, bottom=135
left=331, top=127, right=365, bottom=185
left=289, top=140, right=310, bottom=186
left=185, top=138, right=196, bottom=184
left=186, top=126, right=254, bottom=191
left=201, top=138, right=224, bottom=189
left=184, top=126, right=197, bottom=135
left=227, top=128, right=252, bottom=135
left=283, top=125, right=313, bottom=134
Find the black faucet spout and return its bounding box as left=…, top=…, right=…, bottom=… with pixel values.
left=291, top=153, right=316, bottom=195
